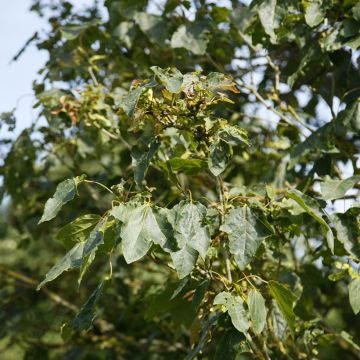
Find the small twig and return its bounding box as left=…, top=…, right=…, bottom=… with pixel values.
left=0, top=265, right=78, bottom=312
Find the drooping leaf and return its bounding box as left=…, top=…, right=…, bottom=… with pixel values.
left=248, top=289, right=267, bottom=334
left=61, top=282, right=105, bottom=341
left=110, top=203, right=173, bottom=263
left=56, top=214, right=101, bottom=250
left=268, top=281, right=298, bottom=337
left=171, top=23, right=210, bottom=55
left=349, top=278, right=360, bottom=315
left=214, top=292, right=249, bottom=333
left=320, top=176, right=360, bottom=201
left=286, top=189, right=334, bottom=252
left=169, top=201, right=210, bottom=278
left=37, top=219, right=106, bottom=289
left=131, top=139, right=160, bottom=185
left=39, top=176, right=85, bottom=224
left=220, top=206, right=272, bottom=270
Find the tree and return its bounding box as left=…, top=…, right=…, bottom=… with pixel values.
left=1, top=0, right=360, bottom=358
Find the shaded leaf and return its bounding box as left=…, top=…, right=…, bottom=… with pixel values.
left=220, top=206, right=272, bottom=270
left=169, top=201, right=210, bottom=278
left=61, top=282, right=105, bottom=341
left=56, top=214, right=101, bottom=250
left=332, top=207, right=360, bottom=257
left=286, top=189, right=334, bottom=252
left=268, top=281, right=298, bottom=337
left=134, top=12, right=168, bottom=45
left=131, top=139, right=160, bottom=185
left=37, top=219, right=106, bottom=289
left=208, top=139, right=232, bottom=176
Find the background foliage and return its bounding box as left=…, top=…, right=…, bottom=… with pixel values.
left=1, top=0, right=360, bottom=359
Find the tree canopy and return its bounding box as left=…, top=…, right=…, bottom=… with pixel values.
left=1, top=0, right=360, bottom=359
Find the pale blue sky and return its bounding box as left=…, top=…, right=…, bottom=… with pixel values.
left=0, top=1, right=47, bottom=135
left=0, top=0, right=98, bottom=136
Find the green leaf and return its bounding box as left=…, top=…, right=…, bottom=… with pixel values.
left=59, top=19, right=101, bottom=41
left=303, top=0, right=328, bottom=27
left=206, top=73, right=240, bottom=93
left=131, top=140, right=160, bottom=185
left=61, top=282, right=105, bottom=341
left=258, top=0, right=277, bottom=43
left=270, top=299, right=288, bottom=340
left=286, top=189, right=334, bottom=253
left=114, top=86, right=145, bottom=117
left=320, top=176, right=360, bottom=201
left=134, top=12, right=168, bottom=45
left=171, top=23, right=210, bottom=55
left=151, top=66, right=183, bottom=94
left=349, top=278, right=360, bottom=315
left=114, top=21, right=136, bottom=48
left=169, top=201, right=210, bottom=278
left=192, top=280, right=210, bottom=310
left=248, top=289, right=267, bottom=334
left=167, top=157, right=207, bottom=174
left=353, top=3, right=360, bottom=22
left=214, top=330, right=248, bottom=360
left=110, top=203, right=173, bottom=263
left=184, top=313, right=221, bottom=360
left=332, top=207, right=360, bottom=257
left=39, top=176, right=85, bottom=224
left=268, top=281, right=298, bottom=337
left=220, top=206, right=272, bottom=270
left=56, top=214, right=101, bottom=250
left=214, top=292, right=249, bottom=333
left=334, top=102, right=360, bottom=137
left=37, top=219, right=106, bottom=289
left=208, top=139, right=232, bottom=176
left=219, top=125, right=248, bottom=145
left=208, top=125, right=248, bottom=176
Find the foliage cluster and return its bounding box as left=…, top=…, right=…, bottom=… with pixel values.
left=1, top=0, right=360, bottom=359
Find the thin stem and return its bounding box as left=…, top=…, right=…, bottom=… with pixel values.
left=0, top=265, right=78, bottom=312
left=84, top=179, right=115, bottom=195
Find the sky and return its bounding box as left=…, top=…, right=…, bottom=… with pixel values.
left=0, top=0, right=99, bottom=137
left=0, top=1, right=47, bottom=135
